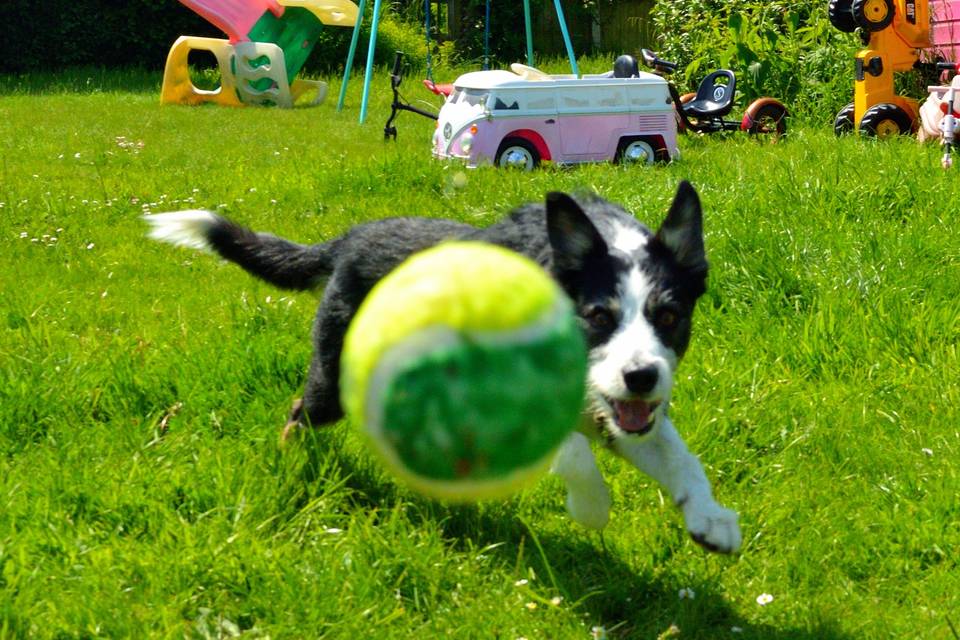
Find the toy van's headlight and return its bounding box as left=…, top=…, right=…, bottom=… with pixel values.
left=460, top=124, right=479, bottom=153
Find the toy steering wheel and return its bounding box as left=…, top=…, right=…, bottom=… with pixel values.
left=510, top=63, right=551, bottom=81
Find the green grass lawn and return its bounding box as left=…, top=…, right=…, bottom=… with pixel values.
left=1, top=66, right=959, bottom=639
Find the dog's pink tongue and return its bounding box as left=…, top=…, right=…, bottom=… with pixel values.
left=614, top=399, right=652, bottom=433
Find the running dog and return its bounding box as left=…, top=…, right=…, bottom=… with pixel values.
left=146, top=180, right=741, bottom=553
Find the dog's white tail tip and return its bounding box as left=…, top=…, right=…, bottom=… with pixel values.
left=144, top=210, right=219, bottom=251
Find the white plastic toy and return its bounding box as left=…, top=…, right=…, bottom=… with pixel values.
left=918, top=62, right=960, bottom=168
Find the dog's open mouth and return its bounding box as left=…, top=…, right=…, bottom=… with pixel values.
left=611, top=398, right=660, bottom=435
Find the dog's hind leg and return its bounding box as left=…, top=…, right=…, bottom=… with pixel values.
left=282, top=279, right=363, bottom=442
left=551, top=432, right=611, bottom=530
left=613, top=418, right=741, bottom=553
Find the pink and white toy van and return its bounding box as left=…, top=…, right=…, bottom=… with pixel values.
left=432, top=63, right=679, bottom=169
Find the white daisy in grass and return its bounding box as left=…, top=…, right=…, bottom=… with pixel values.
left=678, top=587, right=696, bottom=600
left=756, top=592, right=774, bottom=606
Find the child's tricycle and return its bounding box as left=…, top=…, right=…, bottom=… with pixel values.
left=639, top=49, right=789, bottom=139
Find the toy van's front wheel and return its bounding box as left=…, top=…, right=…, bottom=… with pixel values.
left=852, top=0, right=895, bottom=31
left=616, top=138, right=657, bottom=165
left=834, top=103, right=856, bottom=136
left=859, top=103, right=913, bottom=138
left=496, top=138, right=540, bottom=170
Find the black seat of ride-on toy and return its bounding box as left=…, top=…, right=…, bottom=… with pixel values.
left=682, top=69, right=736, bottom=118
left=613, top=54, right=639, bottom=78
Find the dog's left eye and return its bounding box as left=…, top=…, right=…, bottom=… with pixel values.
left=655, top=308, right=679, bottom=329
left=585, top=306, right=615, bottom=331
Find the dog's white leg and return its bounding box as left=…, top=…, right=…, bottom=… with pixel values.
left=551, top=432, right=611, bottom=530
left=613, top=417, right=741, bottom=553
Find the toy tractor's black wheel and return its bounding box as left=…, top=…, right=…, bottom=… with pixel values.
left=828, top=0, right=857, bottom=32
left=852, top=0, right=895, bottom=32
left=858, top=103, right=913, bottom=138
left=834, top=103, right=856, bottom=135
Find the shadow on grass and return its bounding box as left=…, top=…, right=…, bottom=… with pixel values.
left=282, top=426, right=853, bottom=640
left=0, top=66, right=161, bottom=96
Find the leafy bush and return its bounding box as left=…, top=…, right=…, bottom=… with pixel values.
left=651, top=0, right=861, bottom=123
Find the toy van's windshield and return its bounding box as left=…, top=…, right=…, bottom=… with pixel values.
left=457, top=89, right=487, bottom=107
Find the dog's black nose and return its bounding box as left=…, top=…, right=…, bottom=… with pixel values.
left=623, top=365, right=659, bottom=394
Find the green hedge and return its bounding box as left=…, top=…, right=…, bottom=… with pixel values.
left=0, top=1, right=423, bottom=74
left=650, top=0, right=862, bottom=122
left=0, top=2, right=213, bottom=73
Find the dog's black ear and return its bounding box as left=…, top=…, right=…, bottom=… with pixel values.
left=546, top=192, right=607, bottom=273
left=655, top=181, right=707, bottom=273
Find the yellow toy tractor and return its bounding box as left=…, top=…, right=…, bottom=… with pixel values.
left=830, top=0, right=932, bottom=136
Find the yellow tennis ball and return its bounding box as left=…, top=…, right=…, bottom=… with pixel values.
left=340, top=242, right=587, bottom=501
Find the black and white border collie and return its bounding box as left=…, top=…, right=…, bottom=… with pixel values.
left=146, top=180, right=741, bottom=553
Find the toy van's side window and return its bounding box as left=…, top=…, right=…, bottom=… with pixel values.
left=493, top=94, right=520, bottom=110
left=598, top=88, right=626, bottom=109
left=559, top=95, right=589, bottom=112
left=628, top=86, right=659, bottom=108
left=558, top=85, right=628, bottom=113
left=526, top=91, right=556, bottom=113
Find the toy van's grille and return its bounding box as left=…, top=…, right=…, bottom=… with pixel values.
left=636, top=114, right=672, bottom=129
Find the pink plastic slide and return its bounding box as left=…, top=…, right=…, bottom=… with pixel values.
left=178, top=0, right=284, bottom=42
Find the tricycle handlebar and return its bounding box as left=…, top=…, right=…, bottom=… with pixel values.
left=641, top=48, right=679, bottom=73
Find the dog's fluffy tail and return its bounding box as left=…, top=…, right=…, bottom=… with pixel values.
left=145, top=210, right=337, bottom=291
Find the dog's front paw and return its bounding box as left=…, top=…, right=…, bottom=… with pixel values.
left=682, top=499, right=741, bottom=553
left=565, top=485, right=612, bottom=530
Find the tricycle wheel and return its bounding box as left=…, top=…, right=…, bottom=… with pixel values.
left=858, top=103, right=912, bottom=138
left=834, top=103, right=856, bottom=136
left=745, top=102, right=787, bottom=140
left=828, top=0, right=857, bottom=32
left=495, top=138, right=540, bottom=170
left=852, top=0, right=895, bottom=31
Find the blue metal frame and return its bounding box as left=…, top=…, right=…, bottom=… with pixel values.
left=336, top=0, right=366, bottom=112
left=523, top=0, right=533, bottom=66
left=483, top=0, right=491, bottom=70
left=341, top=1, right=580, bottom=123
left=553, top=0, right=579, bottom=77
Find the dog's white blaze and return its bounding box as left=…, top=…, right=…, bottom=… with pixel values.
left=588, top=266, right=676, bottom=403
left=610, top=221, right=649, bottom=254
left=143, top=210, right=218, bottom=251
